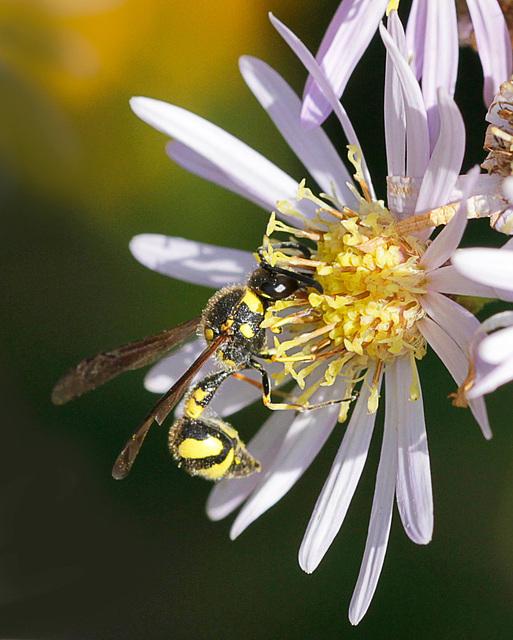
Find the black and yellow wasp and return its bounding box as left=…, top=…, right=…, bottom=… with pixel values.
left=52, top=242, right=323, bottom=482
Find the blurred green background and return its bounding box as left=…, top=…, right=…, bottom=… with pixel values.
left=1, top=0, right=513, bottom=638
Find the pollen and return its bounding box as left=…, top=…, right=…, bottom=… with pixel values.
left=263, top=168, right=428, bottom=416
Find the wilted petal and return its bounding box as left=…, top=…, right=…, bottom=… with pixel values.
left=348, top=393, right=398, bottom=626
left=300, top=0, right=389, bottom=128
left=239, top=55, right=356, bottom=206
left=130, top=96, right=317, bottom=221
left=391, top=357, right=433, bottom=545
left=206, top=409, right=294, bottom=521
left=299, top=370, right=379, bottom=574
left=418, top=316, right=492, bottom=439
left=130, top=234, right=256, bottom=287
left=229, top=380, right=343, bottom=540
left=466, top=0, right=512, bottom=106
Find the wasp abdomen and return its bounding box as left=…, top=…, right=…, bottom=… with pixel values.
left=169, top=416, right=260, bottom=481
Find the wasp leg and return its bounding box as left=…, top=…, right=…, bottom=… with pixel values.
left=249, top=357, right=354, bottom=412
left=258, top=241, right=313, bottom=260
left=183, top=369, right=233, bottom=421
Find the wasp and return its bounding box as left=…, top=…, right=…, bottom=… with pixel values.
left=52, top=242, right=325, bottom=482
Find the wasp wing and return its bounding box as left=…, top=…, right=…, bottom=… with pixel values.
left=52, top=316, right=202, bottom=406
left=111, top=334, right=227, bottom=480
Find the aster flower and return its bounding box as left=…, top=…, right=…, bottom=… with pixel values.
left=129, top=10, right=503, bottom=625
left=302, top=0, right=512, bottom=144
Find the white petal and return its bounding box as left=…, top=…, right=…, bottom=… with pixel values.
left=390, top=358, right=433, bottom=545
left=144, top=338, right=205, bottom=393
left=405, top=0, right=427, bottom=80
left=466, top=0, right=513, bottom=105
left=468, top=350, right=513, bottom=398
left=478, top=323, right=513, bottom=364
left=420, top=166, right=480, bottom=272
left=299, top=369, right=379, bottom=573
left=418, top=316, right=492, bottom=439
left=206, top=409, right=294, bottom=521
left=348, top=395, right=398, bottom=626
left=130, top=96, right=317, bottom=222
left=425, top=265, right=500, bottom=298
left=384, top=11, right=407, bottom=177
left=130, top=234, right=256, bottom=288
left=379, top=22, right=430, bottom=178
left=300, top=0, right=389, bottom=128
left=229, top=380, right=343, bottom=540
left=451, top=248, right=513, bottom=292
left=239, top=56, right=356, bottom=207
left=415, top=88, right=465, bottom=221
left=269, top=13, right=376, bottom=201
left=167, top=141, right=272, bottom=211
left=420, top=291, right=480, bottom=353
left=421, top=1, right=458, bottom=148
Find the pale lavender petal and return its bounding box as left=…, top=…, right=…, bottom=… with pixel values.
left=391, top=357, right=433, bottom=545
left=348, top=393, right=398, bottom=625
left=420, top=291, right=480, bottom=353
left=130, top=234, right=256, bottom=288
left=298, top=369, right=379, bottom=573
left=466, top=0, right=512, bottom=105
left=300, top=0, right=389, bottom=128
left=239, top=56, right=356, bottom=206
left=230, top=380, right=343, bottom=540
left=451, top=248, right=513, bottom=291
left=469, top=356, right=513, bottom=397
left=418, top=316, right=492, bottom=439
left=421, top=1, right=458, bottom=148
left=414, top=88, right=465, bottom=225
left=270, top=13, right=376, bottom=200
left=420, top=166, right=480, bottom=271
left=385, top=11, right=407, bottom=177
left=405, top=0, right=427, bottom=79
left=167, top=141, right=271, bottom=211
left=206, top=409, right=294, bottom=521
left=478, top=315, right=513, bottom=364
left=379, top=22, right=430, bottom=178
left=130, top=97, right=317, bottom=221
left=144, top=339, right=205, bottom=393
left=425, top=265, right=501, bottom=298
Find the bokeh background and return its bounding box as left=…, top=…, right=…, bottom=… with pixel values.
left=1, top=0, right=513, bottom=638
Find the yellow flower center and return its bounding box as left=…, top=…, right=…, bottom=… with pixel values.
left=261, top=169, right=428, bottom=416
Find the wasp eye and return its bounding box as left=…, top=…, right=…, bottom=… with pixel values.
left=259, top=274, right=300, bottom=300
